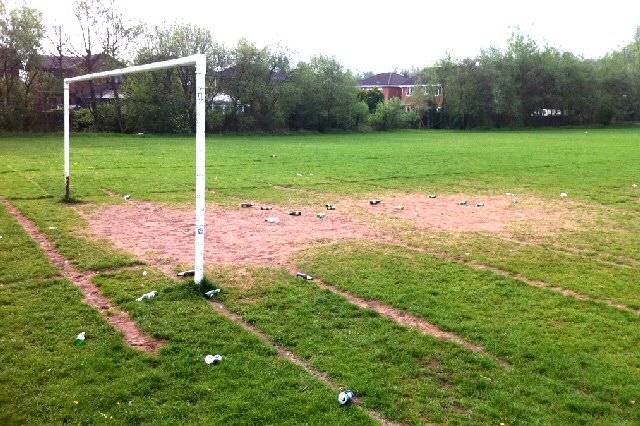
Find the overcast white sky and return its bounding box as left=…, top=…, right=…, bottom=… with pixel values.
left=9, top=0, right=640, bottom=72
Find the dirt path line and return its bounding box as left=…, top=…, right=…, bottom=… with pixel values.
left=397, top=244, right=640, bottom=316
left=298, top=273, right=510, bottom=369
left=207, top=299, right=401, bottom=426
left=0, top=197, right=163, bottom=352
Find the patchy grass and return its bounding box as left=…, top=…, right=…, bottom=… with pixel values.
left=297, top=241, right=640, bottom=423
left=0, top=206, right=374, bottom=425
left=1, top=128, right=639, bottom=423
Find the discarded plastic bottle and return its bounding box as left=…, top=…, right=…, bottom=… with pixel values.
left=369, top=200, right=382, bottom=205
left=205, top=354, right=223, bottom=365
left=136, top=291, right=158, bottom=302
left=296, top=272, right=314, bottom=281
left=204, top=289, right=221, bottom=298
left=74, top=332, right=86, bottom=347
left=338, top=390, right=354, bottom=405
left=288, top=211, right=302, bottom=216
left=325, top=204, right=336, bottom=210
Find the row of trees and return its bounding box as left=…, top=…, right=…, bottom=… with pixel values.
left=419, top=32, right=640, bottom=128
left=1, top=0, right=639, bottom=132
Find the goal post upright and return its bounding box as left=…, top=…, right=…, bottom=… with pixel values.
left=63, top=54, right=207, bottom=284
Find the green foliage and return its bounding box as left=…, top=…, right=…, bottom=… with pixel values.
left=369, top=99, right=417, bottom=130
left=351, top=101, right=370, bottom=129
left=357, top=88, right=385, bottom=112
left=71, top=108, right=95, bottom=131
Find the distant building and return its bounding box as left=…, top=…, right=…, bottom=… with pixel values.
left=358, top=72, right=444, bottom=110
left=37, top=54, right=123, bottom=110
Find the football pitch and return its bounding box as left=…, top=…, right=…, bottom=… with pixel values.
left=1, top=128, right=639, bottom=424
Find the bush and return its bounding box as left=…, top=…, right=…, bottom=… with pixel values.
left=72, top=108, right=94, bottom=131
left=369, top=99, right=403, bottom=130
left=400, top=110, right=421, bottom=128
left=351, top=101, right=370, bottom=129
left=207, top=109, right=225, bottom=133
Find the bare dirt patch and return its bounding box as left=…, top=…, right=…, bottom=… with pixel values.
left=81, top=193, right=574, bottom=272
left=356, top=193, right=575, bottom=235
left=1, top=198, right=163, bottom=352
left=82, top=201, right=390, bottom=271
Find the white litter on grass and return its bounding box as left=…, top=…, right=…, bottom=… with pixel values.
left=338, top=390, right=354, bottom=405
left=74, top=331, right=86, bottom=346
left=204, top=289, right=221, bottom=298
left=560, top=192, right=568, bottom=198
left=137, top=132, right=144, bottom=136
left=633, top=184, right=638, bottom=188
left=428, top=194, right=437, bottom=199
left=0, top=235, right=3, bottom=239
left=204, top=354, right=223, bottom=365
left=393, top=205, right=404, bottom=210
left=265, top=216, right=280, bottom=224
left=48, top=226, right=57, bottom=230
left=325, top=204, right=336, bottom=210
left=316, top=213, right=326, bottom=219
left=136, top=290, right=157, bottom=302
left=476, top=202, right=485, bottom=207
left=296, top=272, right=314, bottom=280
left=369, top=199, right=382, bottom=205
left=123, top=194, right=131, bottom=200
left=142, top=270, right=148, bottom=277
left=177, top=270, right=195, bottom=277
left=296, top=173, right=303, bottom=177
left=505, top=192, right=514, bottom=196
left=457, top=200, right=467, bottom=206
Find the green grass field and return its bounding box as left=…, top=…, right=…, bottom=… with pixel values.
left=1, top=128, right=639, bottom=424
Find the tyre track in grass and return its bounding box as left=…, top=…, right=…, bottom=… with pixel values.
left=0, top=197, right=163, bottom=352
left=206, top=299, right=401, bottom=426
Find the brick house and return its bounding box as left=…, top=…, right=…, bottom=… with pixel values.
left=37, top=53, right=123, bottom=110
left=358, top=72, right=444, bottom=110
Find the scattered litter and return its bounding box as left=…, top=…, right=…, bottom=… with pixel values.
left=205, top=354, right=223, bottom=365
left=260, top=206, right=273, bottom=210
left=457, top=200, right=467, bottom=206
left=633, top=184, right=638, bottom=188
left=123, top=194, right=131, bottom=201
left=271, top=154, right=277, bottom=158
left=512, top=199, right=519, bottom=204
left=428, top=194, right=437, bottom=199
left=136, top=290, right=158, bottom=302
left=296, top=173, right=303, bottom=177
left=296, top=272, right=314, bottom=280
left=505, top=192, right=514, bottom=196
left=316, top=213, right=326, bottom=219
left=338, top=390, right=354, bottom=405
left=560, top=192, right=568, bottom=198
left=240, top=202, right=254, bottom=208
left=48, top=226, right=57, bottom=230
left=142, top=270, right=148, bottom=277
left=325, top=204, right=336, bottom=210
left=177, top=270, right=195, bottom=277
left=265, top=216, right=280, bottom=224
left=74, top=331, right=86, bottom=347
left=288, top=211, right=302, bottom=216
left=73, top=400, right=79, bottom=405
left=476, top=202, right=485, bottom=207
left=0, top=236, right=3, bottom=239
left=369, top=200, right=382, bottom=205
left=393, top=205, right=404, bottom=210
left=136, top=132, right=144, bottom=136
left=204, top=289, right=221, bottom=298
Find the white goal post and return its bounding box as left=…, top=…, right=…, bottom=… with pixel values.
left=63, top=54, right=207, bottom=284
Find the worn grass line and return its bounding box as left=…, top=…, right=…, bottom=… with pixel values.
left=396, top=242, right=640, bottom=316
left=207, top=299, right=401, bottom=426
left=0, top=197, right=163, bottom=352
left=292, top=271, right=510, bottom=369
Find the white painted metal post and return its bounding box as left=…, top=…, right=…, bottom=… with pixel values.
left=64, top=82, right=70, bottom=200
left=194, top=55, right=206, bottom=284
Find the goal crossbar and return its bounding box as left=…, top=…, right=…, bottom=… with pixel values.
left=63, top=54, right=207, bottom=284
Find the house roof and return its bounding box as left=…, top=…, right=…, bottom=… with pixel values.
left=39, top=55, right=84, bottom=70
left=360, top=72, right=417, bottom=87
